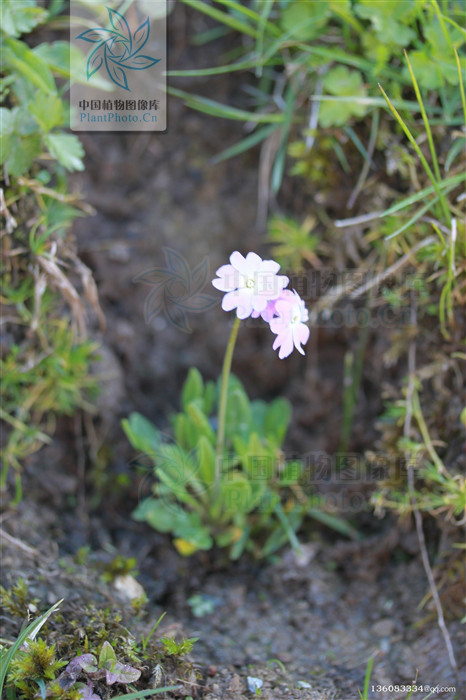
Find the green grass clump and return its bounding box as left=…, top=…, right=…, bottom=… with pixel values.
left=1, top=0, right=101, bottom=500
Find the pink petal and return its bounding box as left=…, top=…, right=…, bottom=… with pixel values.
left=269, top=316, right=286, bottom=334
left=252, top=295, right=268, bottom=312
left=278, top=332, right=294, bottom=359
left=295, top=323, right=310, bottom=345
left=261, top=301, right=277, bottom=322
left=293, top=323, right=310, bottom=355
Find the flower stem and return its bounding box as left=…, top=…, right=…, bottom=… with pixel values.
left=215, top=316, right=241, bottom=489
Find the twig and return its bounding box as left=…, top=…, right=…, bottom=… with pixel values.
left=310, top=236, right=435, bottom=321
left=404, top=298, right=458, bottom=675
left=348, top=236, right=436, bottom=299
left=334, top=210, right=384, bottom=227
left=305, top=76, right=324, bottom=152
left=0, top=528, right=39, bottom=557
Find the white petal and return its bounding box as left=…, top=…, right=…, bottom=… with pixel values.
left=243, top=252, right=262, bottom=273
left=236, top=294, right=253, bottom=319
left=221, top=290, right=239, bottom=312
left=260, top=259, right=280, bottom=274
left=230, top=251, right=249, bottom=274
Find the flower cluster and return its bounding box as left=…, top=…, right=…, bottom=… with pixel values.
left=212, top=251, right=309, bottom=359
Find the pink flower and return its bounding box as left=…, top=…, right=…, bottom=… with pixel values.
left=212, top=251, right=289, bottom=320
left=269, top=290, right=310, bottom=359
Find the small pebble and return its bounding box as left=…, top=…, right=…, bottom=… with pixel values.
left=113, top=574, right=146, bottom=602
left=247, top=676, right=263, bottom=693
left=371, top=618, right=395, bottom=637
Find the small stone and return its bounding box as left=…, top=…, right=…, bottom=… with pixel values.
left=297, top=681, right=312, bottom=689
left=371, top=618, right=395, bottom=637
left=108, top=243, right=130, bottom=263
left=113, top=574, right=146, bottom=602
left=247, top=676, right=263, bottom=693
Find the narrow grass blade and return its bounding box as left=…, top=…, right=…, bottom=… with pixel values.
left=378, top=82, right=451, bottom=224
left=168, top=87, right=285, bottom=123
left=440, top=13, right=466, bottom=39
left=404, top=50, right=442, bottom=182
left=180, top=0, right=258, bottom=39
left=454, top=48, right=466, bottom=128
left=360, top=656, right=374, bottom=700
left=167, top=55, right=282, bottom=78
left=271, top=84, right=296, bottom=193
left=380, top=172, right=464, bottom=217
left=344, top=125, right=370, bottom=163
left=430, top=0, right=455, bottom=52
left=211, top=124, right=279, bottom=164
left=385, top=177, right=462, bottom=239
left=255, top=0, right=275, bottom=77
left=215, top=0, right=281, bottom=36
left=274, top=502, right=301, bottom=554
left=308, top=508, right=361, bottom=540
left=298, top=45, right=412, bottom=86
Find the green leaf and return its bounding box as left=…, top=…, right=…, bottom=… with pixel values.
left=181, top=368, right=204, bottom=410
left=234, top=432, right=275, bottom=481
left=355, top=0, right=417, bottom=45
left=29, top=93, right=64, bottom=132
left=225, top=386, right=252, bottom=442
left=0, top=109, right=15, bottom=164
left=4, top=38, right=56, bottom=94
left=279, top=460, right=302, bottom=486
left=1, top=0, right=48, bottom=38
left=122, top=412, right=161, bottom=456
left=156, top=444, right=203, bottom=501
left=45, top=133, right=84, bottom=172
left=133, top=498, right=179, bottom=532
left=173, top=513, right=213, bottom=549
left=173, top=412, right=198, bottom=451
left=320, top=66, right=367, bottom=127
left=186, top=401, right=216, bottom=443
left=220, top=474, right=252, bottom=515
left=196, top=435, right=216, bottom=485
left=280, top=0, right=329, bottom=41
left=99, top=641, right=116, bottom=669
left=264, top=398, right=291, bottom=446
left=33, top=42, right=113, bottom=89
left=203, top=380, right=216, bottom=415
left=5, top=134, right=41, bottom=176
left=402, top=50, right=445, bottom=90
